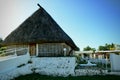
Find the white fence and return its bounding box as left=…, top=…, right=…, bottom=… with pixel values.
left=0, top=48, right=28, bottom=57
left=110, top=53, right=120, bottom=71
left=89, top=59, right=109, bottom=64
left=0, top=52, right=30, bottom=73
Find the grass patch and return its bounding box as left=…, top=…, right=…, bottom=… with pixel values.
left=13, top=73, right=120, bottom=80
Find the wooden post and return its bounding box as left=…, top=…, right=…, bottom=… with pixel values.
left=36, top=44, right=38, bottom=56
left=27, top=45, right=29, bottom=55
left=15, top=47, right=17, bottom=56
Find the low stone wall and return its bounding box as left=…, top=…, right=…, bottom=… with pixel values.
left=0, top=57, right=111, bottom=80
left=0, top=57, right=76, bottom=80
left=31, top=57, right=76, bottom=77
left=75, top=69, right=107, bottom=76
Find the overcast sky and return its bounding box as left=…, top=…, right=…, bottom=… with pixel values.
left=0, top=0, right=120, bottom=50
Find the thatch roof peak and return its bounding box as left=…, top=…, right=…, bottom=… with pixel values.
left=2, top=5, right=79, bottom=51
left=37, top=3, right=41, bottom=8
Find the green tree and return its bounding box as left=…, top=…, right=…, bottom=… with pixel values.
left=0, top=38, right=3, bottom=48
left=0, top=38, right=3, bottom=42
left=99, top=46, right=106, bottom=51
left=83, top=46, right=92, bottom=51
left=91, top=48, right=96, bottom=53
left=98, top=43, right=115, bottom=51
left=111, top=43, right=114, bottom=48
left=105, top=43, right=109, bottom=50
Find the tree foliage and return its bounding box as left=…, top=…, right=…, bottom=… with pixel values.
left=98, top=43, right=115, bottom=51
left=0, top=38, right=3, bottom=42
left=83, top=46, right=91, bottom=51
left=83, top=43, right=115, bottom=51
left=0, top=38, right=3, bottom=48
left=83, top=46, right=96, bottom=51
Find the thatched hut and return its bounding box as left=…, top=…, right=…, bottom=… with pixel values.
left=2, top=5, right=79, bottom=57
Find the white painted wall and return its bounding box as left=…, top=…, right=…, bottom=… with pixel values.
left=0, top=52, right=30, bottom=73
left=110, top=53, right=120, bottom=71
left=32, top=57, right=76, bottom=77
left=75, top=69, right=107, bottom=76
left=0, top=57, right=75, bottom=80
left=89, top=59, right=108, bottom=64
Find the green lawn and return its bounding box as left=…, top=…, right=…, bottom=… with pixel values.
left=13, top=73, right=120, bottom=80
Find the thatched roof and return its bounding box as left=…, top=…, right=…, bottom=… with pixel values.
left=2, top=5, right=79, bottom=51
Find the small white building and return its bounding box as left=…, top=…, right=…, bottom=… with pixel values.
left=115, top=44, right=120, bottom=50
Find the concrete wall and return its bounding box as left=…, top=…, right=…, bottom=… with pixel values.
left=0, top=57, right=75, bottom=80
left=75, top=69, right=107, bottom=76
left=110, top=53, right=120, bottom=71
left=0, top=53, right=30, bottom=73
left=31, top=57, right=75, bottom=76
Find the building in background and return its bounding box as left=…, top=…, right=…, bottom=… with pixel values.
left=115, top=44, right=120, bottom=50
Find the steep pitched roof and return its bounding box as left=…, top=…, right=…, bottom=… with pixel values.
left=2, top=5, right=79, bottom=51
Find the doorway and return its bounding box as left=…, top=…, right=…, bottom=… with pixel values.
left=29, top=44, right=36, bottom=56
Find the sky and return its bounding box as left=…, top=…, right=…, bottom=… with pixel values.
left=0, top=0, right=120, bottom=50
